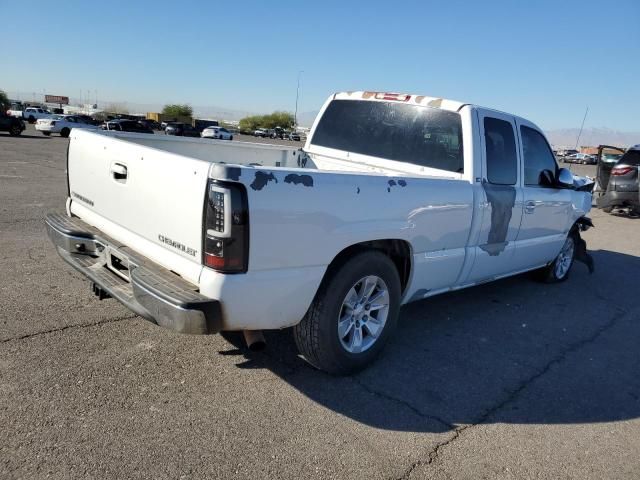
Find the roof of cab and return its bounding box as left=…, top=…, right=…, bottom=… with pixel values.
left=333, top=91, right=467, bottom=112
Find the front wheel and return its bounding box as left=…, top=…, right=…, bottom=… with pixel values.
left=293, top=251, right=401, bottom=375
left=60, top=128, right=70, bottom=138
left=535, top=234, right=576, bottom=283
left=9, top=125, right=22, bottom=136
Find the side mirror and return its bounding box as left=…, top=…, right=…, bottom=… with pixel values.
left=557, top=168, right=574, bottom=188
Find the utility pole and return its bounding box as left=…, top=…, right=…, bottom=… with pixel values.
left=574, top=106, right=589, bottom=151
left=294, top=70, right=304, bottom=130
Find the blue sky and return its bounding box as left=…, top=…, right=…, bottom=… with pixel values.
left=2, top=0, right=638, bottom=130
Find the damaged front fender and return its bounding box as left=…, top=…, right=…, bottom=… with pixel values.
left=572, top=218, right=594, bottom=273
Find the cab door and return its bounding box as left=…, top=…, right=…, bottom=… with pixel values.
left=464, top=110, right=524, bottom=283
left=511, top=119, right=573, bottom=270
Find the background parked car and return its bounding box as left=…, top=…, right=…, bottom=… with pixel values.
left=201, top=126, right=233, bottom=140
left=164, top=123, right=200, bottom=137
left=7, top=102, right=24, bottom=118
left=596, top=145, right=640, bottom=214
left=101, top=119, right=154, bottom=134
left=253, top=129, right=268, bottom=137
left=0, top=111, right=26, bottom=136
left=270, top=127, right=286, bottom=139
left=36, top=115, right=100, bottom=137
left=287, top=131, right=301, bottom=141
left=160, top=120, right=177, bottom=130
left=139, top=119, right=160, bottom=130
left=563, top=153, right=596, bottom=165
left=75, top=114, right=101, bottom=126
left=23, top=107, right=53, bottom=124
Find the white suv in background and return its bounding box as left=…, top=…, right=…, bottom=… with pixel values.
left=201, top=126, right=233, bottom=140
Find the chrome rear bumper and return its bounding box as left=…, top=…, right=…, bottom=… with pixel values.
left=45, top=213, right=222, bottom=334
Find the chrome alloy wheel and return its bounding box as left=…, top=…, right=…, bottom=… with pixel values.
left=555, top=236, right=575, bottom=279
left=338, top=275, right=390, bottom=354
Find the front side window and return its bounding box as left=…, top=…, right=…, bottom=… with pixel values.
left=484, top=117, right=517, bottom=185
left=521, top=126, right=557, bottom=186
left=311, top=100, right=464, bottom=173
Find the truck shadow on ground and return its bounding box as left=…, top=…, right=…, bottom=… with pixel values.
left=220, top=248, right=640, bottom=433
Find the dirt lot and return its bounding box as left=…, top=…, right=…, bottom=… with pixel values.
left=1, top=126, right=639, bottom=479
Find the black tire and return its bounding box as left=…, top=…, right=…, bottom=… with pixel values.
left=293, top=250, right=401, bottom=375
left=42, top=131, right=51, bottom=136
left=229, top=136, right=233, bottom=141
left=60, top=128, right=70, bottom=138
left=28, top=116, right=36, bottom=124
left=534, top=233, right=576, bottom=283
left=9, top=124, right=22, bottom=136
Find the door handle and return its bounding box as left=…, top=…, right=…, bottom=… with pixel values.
left=110, top=163, right=128, bottom=181
left=524, top=201, right=536, bottom=214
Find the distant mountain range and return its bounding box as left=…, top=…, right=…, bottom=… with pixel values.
left=545, top=128, right=639, bottom=148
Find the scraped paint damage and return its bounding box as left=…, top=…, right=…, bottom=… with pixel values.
left=480, top=184, right=516, bottom=256
left=227, top=167, right=241, bottom=181
left=284, top=173, right=314, bottom=187
left=250, top=171, right=278, bottom=191
left=387, top=179, right=408, bottom=192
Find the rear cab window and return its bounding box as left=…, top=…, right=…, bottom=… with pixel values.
left=310, top=99, right=464, bottom=174
left=484, top=117, right=518, bottom=185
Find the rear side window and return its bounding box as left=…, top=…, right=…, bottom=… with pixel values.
left=521, top=126, right=557, bottom=186
left=484, top=117, right=517, bottom=185
left=619, top=150, right=640, bottom=166
left=311, top=100, right=464, bottom=173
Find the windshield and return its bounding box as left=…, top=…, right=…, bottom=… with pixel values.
left=311, top=100, right=464, bottom=173
left=602, top=153, right=623, bottom=163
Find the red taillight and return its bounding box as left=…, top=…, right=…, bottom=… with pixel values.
left=374, top=92, right=411, bottom=102
left=611, top=166, right=634, bottom=176
left=203, top=180, right=249, bottom=273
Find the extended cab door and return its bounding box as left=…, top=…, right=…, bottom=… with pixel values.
left=512, top=119, right=573, bottom=270
left=464, top=110, right=524, bottom=283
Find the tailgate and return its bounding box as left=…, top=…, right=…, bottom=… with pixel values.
left=67, top=129, right=210, bottom=279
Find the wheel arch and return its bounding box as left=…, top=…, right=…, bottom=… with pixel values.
left=322, top=239, right=413, bottom=296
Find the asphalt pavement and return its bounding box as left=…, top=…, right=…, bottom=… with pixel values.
left=1, top=126, right=639, bottom=479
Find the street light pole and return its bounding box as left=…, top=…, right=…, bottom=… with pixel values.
left=294, top=70, right=304, bottom=129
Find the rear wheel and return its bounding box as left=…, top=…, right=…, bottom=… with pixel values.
left=229, top=136, right=233, bottom=141
left=293, top=251, right=401, bottom=375
left=9, top=124, right=22, bottom=136
left=28, top=116, right=35, bottom=124
left=60, top=128, right=70, bottom=138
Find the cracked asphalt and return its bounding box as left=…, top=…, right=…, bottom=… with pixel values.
left=1, top=126, right=639, bottom=479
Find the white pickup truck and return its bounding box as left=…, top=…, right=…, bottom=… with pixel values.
left=22, top=106, right=53, bottom=123
left=46, top=91, right=594, bottom=374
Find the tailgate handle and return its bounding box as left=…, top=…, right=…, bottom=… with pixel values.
left=110, top=163, right=128, bottom=182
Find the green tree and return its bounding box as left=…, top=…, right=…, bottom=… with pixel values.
left=162, top=104, right=193, bottom=118
left=0, top=90, right=9, bottom=111
left=238, top=111, right=294, bottom=132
